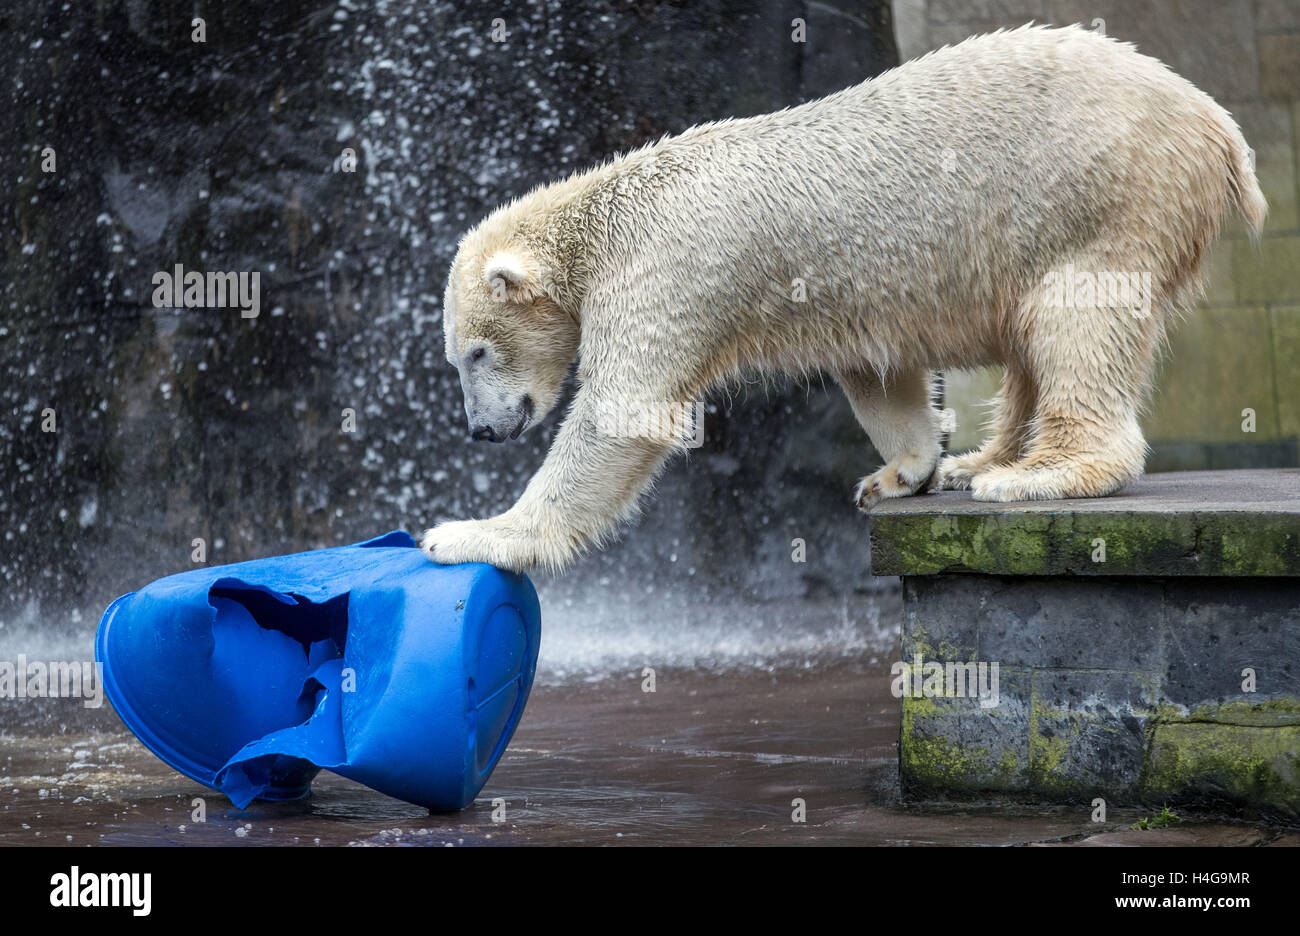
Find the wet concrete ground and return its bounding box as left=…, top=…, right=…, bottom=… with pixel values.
left=2, top=661, right=1296, bottom=846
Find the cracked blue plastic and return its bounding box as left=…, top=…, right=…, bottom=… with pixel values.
left=94, top=531, right=540, bottom=811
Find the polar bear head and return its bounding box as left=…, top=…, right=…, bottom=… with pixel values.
left=442, top=244, right=579, bottom=443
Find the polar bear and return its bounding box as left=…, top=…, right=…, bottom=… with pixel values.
left=422, top=24, right=1265, bottom=573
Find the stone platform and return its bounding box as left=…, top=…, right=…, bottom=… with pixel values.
left=870, top=469, right=1300, bottom=819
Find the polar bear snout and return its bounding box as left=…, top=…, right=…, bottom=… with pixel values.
left=457, top=338, right=537, bottom=442
left=468, top=394, right=533, bottom=443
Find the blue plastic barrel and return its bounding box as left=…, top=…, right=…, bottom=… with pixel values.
left=94, top=531, right=541, bottom=811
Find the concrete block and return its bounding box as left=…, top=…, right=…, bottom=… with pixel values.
left=901, top=667, right=1033, bottom=795
left=1147, top=306, right=1278, bottom=443
left=1143, top=721, right=1300, bottom=817
left=1260, top=32, right=1300, bottom=100
left=1273, top=306, right=1300, bottom=439
left=871, top=470, right=1300, bottom=577
left=1234, top=235, right=1300, bottom=303
left=929, top=0, right=1045, bottom=22
left=1257, top=0, right=1300, bottom=30
left=887, top=470, right=1300, bottom=815
left=1161, top=578, right=1300, bottom=707
left=1044, top=0, right=1259, bottom=101
left=1030, top=668, right=1156, bottom=797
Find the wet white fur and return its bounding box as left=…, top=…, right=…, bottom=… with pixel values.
left=422, top=24, right=1265, bottom=573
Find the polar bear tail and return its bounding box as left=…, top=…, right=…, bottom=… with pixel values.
left=1225, top=119, right=1268, bottom=240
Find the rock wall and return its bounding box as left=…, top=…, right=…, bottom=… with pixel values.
left=1, top=2, right=898, bottom=645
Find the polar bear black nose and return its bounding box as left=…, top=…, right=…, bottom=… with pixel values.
left=470, top=425, right=499, bottom=442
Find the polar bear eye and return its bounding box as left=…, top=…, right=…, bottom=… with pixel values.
left=469, top=346, right=487, bottom=364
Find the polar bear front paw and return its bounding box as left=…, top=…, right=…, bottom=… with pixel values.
left=422, top=519, right=501, bottom=566
left=420, top=515, right=575, bottom=574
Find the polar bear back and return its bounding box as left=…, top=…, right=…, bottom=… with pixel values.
left=558, top=24, right=1251, bottom=377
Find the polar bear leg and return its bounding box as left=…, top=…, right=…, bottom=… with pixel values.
left=934, top=362, right=1036, bottom=490
left=837, top=366, right=944, bottom=511
left=971, top=408, right=1147, bottom=502
left=971, top=271, right=1155, bottom=502
left=421, top=385, right=676, bottom=571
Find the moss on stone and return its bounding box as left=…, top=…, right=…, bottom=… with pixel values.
left=899, top=696, right=1022, bottom=794
left=1141, top=722, right=1300, bottom=817
left=871, top=510, right=1300, bottom=577
left=1027, top=689, right=1095, bottom=796
left=1167, top=697, right=1300, bottom=728
left=899, top=624, right=976, bottom=663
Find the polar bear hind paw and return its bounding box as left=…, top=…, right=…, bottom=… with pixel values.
left=854, top=453, right=939, bottom=512
left=930, top=452, right=992, bottom=491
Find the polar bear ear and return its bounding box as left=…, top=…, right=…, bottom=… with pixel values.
left=483, top=250, right=544, bottom=302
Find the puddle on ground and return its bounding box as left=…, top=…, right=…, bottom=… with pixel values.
left=2, top=661, right=1293, bottom=846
